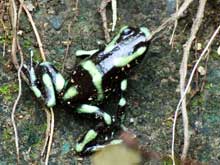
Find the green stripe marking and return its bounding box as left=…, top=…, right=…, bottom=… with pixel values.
left=120, top=79, right=127, bottom=91
left=114, top=46, right=146, bottom=67
left=118, top=97, right=126, bottom=107
left=104, top=26, right=128, bottom=53
left=81, top=60, right=103, bottom=101
left=42, top=73, right=56, bottom=107
left=63, top=86, right=78, bottom=101
left=75, top=129, right=98, bottom=152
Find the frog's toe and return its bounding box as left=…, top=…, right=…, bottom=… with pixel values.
left=75, top=129, right=98, bottom=153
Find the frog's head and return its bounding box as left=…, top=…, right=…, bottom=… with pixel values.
left=118, top=26, right=151, bottom=43
left=105, top=26, right=151, bottom=52
left=104, top=26, right=151, bottom=67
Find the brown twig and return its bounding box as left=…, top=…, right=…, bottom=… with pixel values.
left=99, top=0, right=111, bottom=42
left=18, top=0, right=46, bottom=61
left=10, top=0, right=29, bottom=83
left=61, top=23, right=72, bottom=73
left=17, top=2, right=56, bottom=164
left=11, top=61, right=22, bottom=164
left=1, top=0, right=9, bottom=58
left=41, top=108, right=51, bottom=157
left=10, top=2, right=31, bottom=163
left=45, top=108, right=55, bottom=165
left=172, top=25, right=220, bottom=164
left=178, top=0, right=207, bottom=161
left=17, top=0, right=30, bottom=83
left=111, top=0, right=117, bottom=31
left=150, top=0, right=194, bottom=40
left=17, top=0, right=23, bottom=28
left=169, top=0, right=179, bottom=46
left=9, top=0, right=21, bottom=163
left=10, top=1, right=55, bottom=164
left=200, top=49, right=210, bottom=92
left=0, top=18, right=7, bottom=57
left=10, top=0, right=18, bottom=69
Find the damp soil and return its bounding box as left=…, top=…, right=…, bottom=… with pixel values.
left=1, top=0, right=220, bottom=164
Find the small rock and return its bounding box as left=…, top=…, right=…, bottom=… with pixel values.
left=17, top=30, right=23, bottom=36
left=166, top=0, right=176, bottom=15
left=26, top=1, right=35, bottom=11
left=198, top=66, right=206, bottom=76
left=130, top=118, right=134, bottom=123
left=18, top=115, right=24, bottom=119
left=196, top=43, right=202, bottom=51
left=217, top=46, right=220, bottom=55
left=0, top=106, right=2, bottom=112
left=48, top=15, right=64, bottom=30
left=61, top=142, right=71, bottom=155
left=64, top=56, right=76, bottom=72
left=3, top=15, right=9, bottom=21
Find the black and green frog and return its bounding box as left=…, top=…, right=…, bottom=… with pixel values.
left=24, top=26, right=151, bottom=154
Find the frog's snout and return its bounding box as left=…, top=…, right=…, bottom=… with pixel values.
left=140, top=27, right=151, bottom=41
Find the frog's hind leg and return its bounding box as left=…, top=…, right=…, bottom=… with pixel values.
left=74, top=104, right=113, bottom=153
left=76, top=125, right=123, bottom=154
left=75, top=121, right=118, bottom=154
left=76, top=104, right=112, bottom=126
left=75, top=79, right=128, bottom=154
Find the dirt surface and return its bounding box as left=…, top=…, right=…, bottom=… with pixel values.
left=1, top=0, right=220, bottom=164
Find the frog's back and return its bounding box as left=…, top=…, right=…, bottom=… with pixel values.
left=62, top=26, right=151, bottom=106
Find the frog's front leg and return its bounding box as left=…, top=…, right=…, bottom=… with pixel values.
left=24, top=60, right=65, bottom=107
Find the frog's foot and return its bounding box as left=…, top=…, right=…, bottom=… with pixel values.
left=23, top=50, right=42, bottom=99
left=77, top=138, right=123, bottom=154
left=75, top=129, right=98, bottom=153
left=75, top=121, right=121, bottom=154
left=23, top=50, right=66, bottom=107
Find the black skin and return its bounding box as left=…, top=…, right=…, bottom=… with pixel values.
left=59, top=27, right=150, bottom=107
left=24, top=26, right=151, bottom=154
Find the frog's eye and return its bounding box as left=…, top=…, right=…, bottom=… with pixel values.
left=122, top=28, right=133, bottom=35
left=121, top=27, right=136, bottom=37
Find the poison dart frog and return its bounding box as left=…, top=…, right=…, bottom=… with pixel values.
left=23, top=26, right=151, bottom=154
